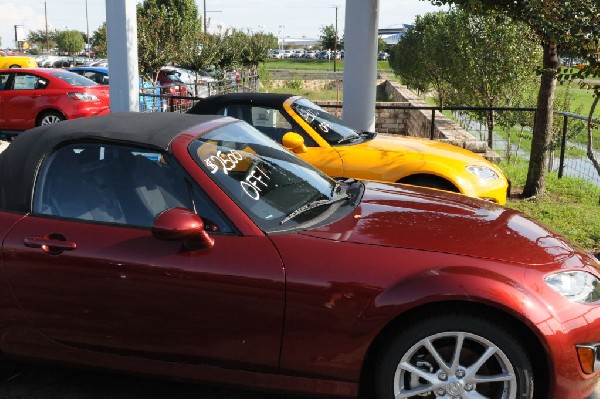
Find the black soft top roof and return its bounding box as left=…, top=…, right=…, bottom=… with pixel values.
left=188, top=92, right=297, bottom=115
left=0, top=112, right=225, bottom=213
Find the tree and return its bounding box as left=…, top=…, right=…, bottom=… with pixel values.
left=217, top=29, right=247, bottom=70
left=389, top=12, right=457, bottom=106
left=137, top=1, right=177, bottom=78
left=56, top=30, right=85, bottom=55
left=319, top=24, right=341, bottom=50
left=391, top=9, right=541, bottom=143
left=92, top=23, right=107, bottom=58
left=137, top=0, right=202, bottom=78
left=27, top=29, right=59, bottom=52
left=377, top=37, right=387, bottom=53
left=429, top=0, right=600, bottom=198
left=240, top=32, right=278, bottom=72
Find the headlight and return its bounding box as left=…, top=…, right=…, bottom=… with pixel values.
left=544, top=271, right=600, bottom=303
left=466, top=165, right=499, bottom=180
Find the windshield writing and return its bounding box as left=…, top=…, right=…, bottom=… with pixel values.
left=291, top=98, right=360, bottom=144
left=190, top=122, right=340, bottom=231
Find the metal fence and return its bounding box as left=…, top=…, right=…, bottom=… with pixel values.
left=139, top=74, right=260, bottom=113
left=377, top=105, right=600, bottom=188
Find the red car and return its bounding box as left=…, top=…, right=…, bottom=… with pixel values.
left=0, top=68, right=110, bottom=134
left=0, top=113, right=599, bottom=399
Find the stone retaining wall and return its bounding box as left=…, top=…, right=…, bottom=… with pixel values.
left=381, top=80, right=496, bottom=159
left=314, top=100, right=410, bottom=135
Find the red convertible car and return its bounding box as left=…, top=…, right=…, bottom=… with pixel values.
left=0, top=113, right=599, bottom=399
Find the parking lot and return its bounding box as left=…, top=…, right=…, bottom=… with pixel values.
left=0, top=359, right=300, bottom=399
left=3, top=358, right=600, bottom=398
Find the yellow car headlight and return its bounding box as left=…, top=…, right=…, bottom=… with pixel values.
left=466, top=165, right=500, bottom=180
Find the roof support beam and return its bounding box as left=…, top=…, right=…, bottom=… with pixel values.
left=342, top=0, right=380, bottom=132
left=106, top=0, right=140, bottom=112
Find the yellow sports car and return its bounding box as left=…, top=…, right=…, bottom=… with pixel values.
left=0, top=51, right=38, bottom=69
left=188, top=93, right=509, bottom=204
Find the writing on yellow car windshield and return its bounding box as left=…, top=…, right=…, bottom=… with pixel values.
left=297, top=108, right=331, bottom=133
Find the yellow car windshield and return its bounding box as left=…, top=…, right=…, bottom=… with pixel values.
left=291, top=98, right=361, bottom=145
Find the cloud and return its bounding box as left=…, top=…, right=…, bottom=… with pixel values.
left=0, top=2, right=46, bottom=48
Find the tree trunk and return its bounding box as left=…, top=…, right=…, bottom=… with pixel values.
left=522, top=39, right=559, bottom=198
left=486, top=110, right=495, bottom=149
left=587, top=95, right=600, bottom=176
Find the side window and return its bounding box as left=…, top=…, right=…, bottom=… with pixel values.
left=250, top=106, right=292, bottom=130
left=13, top=74, right=39, bottom=90
left=34, top=143, right=233, bottom=232
left=0, top=73, right=10, bottom=90
left=221, top=105, right=318, bottom=146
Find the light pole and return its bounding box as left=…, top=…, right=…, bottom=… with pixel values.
left=44, top=1, right=49, bottom=53
left=333, top=5, right=338, bottom=72
left=278, top=25, right=285, bottom=51
left=85, top=0, right=90, bottom=58
left=203, top=0, right=222, bottom=40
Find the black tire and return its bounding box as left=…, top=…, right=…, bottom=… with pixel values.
left=8, top=64, right=20, bottom=69
left=375, top=313, right=533, bottom=399
left=37, top=111, right=65, bottom=127
left=398, top=175, right=459, bottom=193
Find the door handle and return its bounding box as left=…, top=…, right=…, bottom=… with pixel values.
left=24, top=235, right=77, bottom=254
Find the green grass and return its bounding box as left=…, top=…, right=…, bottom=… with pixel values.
left=556, top=83, right=599, bottom=117
left=265, top=86, right=343, bottom=101
left=502, top=159, right=600, bottom=252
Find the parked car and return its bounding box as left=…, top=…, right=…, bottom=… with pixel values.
left=0, top=68, right=110, bottom=133
left=68, top=66, right=110, bottom=85
left=304, top=50, right=317, bottom=59
left=157, top=66, right=208, bottom=97
left=0, top=51, right=38, bottom=69
left=188, top=93, right=510, bottom=204
left=378, top=51, right=390, bottom=61
left=0, top=112, right=599, bottom=399
left=270, top=49, right=284, bottom=59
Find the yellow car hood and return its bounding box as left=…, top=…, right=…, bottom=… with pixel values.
left=351, top=134, right=489, bottom=164
left=333, top=134, right=507, bottom=203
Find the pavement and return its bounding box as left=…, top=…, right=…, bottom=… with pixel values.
left=1, top=359, right=600, bottom=398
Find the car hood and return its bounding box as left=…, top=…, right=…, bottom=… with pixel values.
left=300, top=182, right=582, bottom=266
left=352, top=134, right=494, bottom=167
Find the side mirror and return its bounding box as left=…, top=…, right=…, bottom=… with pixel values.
left=152, top=207, right=214, bottom=250
left=282, top=132, right=307, bottom=154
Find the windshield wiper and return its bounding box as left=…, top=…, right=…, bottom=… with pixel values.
left=337, top=135, right=359, bottom=144
left=280, top=194, right=350, bottom=225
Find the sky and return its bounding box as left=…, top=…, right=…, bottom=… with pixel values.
left=0, top=0, right=445, bottom=50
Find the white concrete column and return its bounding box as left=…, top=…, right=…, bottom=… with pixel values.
left=342, top=0, right=380, bottom=132
left=106, top=0, right=139, bottom=112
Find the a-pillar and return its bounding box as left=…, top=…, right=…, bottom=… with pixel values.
left=105, top=0, right=139, bottom=112
left=342, top=0, right=380, bottom=132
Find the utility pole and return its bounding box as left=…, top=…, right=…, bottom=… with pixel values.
left=85, top=0, right=90, bottom=58
left=203, top=0, right=207, bottom=37
left=333, top=5, right=338, bottom=72
left=44, top=1, right=49, bottom=53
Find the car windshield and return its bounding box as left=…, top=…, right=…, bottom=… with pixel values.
left=189, top=122, right=348, bottom=232
left=50, top=70, right=98, bottom=87
left=290, top=98, right=361, bottom=144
